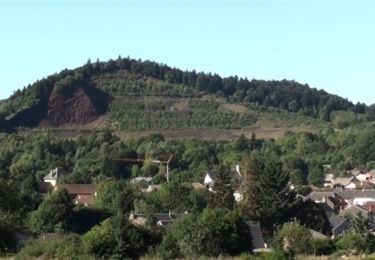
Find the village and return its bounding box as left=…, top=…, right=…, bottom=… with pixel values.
left=35, top=163, right=375, bottom=253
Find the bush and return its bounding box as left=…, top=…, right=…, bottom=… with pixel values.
left=16, top=234, right=89, bottom=260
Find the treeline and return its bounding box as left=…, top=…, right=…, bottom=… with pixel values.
left=83, top=57, right=368, bottom=120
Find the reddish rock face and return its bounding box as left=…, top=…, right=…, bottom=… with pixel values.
left=47, top=86, right=100, bottom=126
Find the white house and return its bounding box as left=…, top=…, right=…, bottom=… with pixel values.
left=43, top=167, right=66, bottom=187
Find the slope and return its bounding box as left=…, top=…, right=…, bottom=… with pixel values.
left=0, top=56, right=372, bottom=139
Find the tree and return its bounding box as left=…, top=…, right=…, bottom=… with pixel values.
left=293, top=200, right=331, bottom=234
left=274, top=221, right=312, bottom=257
left=83, top=216, right=159, bottom=259
left=336, top=233, right=368, bottom=254
left=83, top=218, right=117, bottom=259
left=307, top=165, right=324, bottom=186
left=208, top=166, right=235, bottom=210
left=95, top=180, right=134, bottom=215
left=242, top=155, right=296, bottom=232
left=159, top=209, right=252, bottom=258
left=29, top=189, right=74, bottom=234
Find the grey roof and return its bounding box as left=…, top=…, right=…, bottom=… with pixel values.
left=340, top=205, right=369, bottom=218
left=332, top=177, right=355, bottom=187
left=309, top=229, right=328, bottom=240
left=248, top=223, right=266, bottom=250
left=338, top=190, right=375, bottom=200
left=132, top=177, right=153, bottom=183
left=43, top=167, right=66, bottom=180
left=56, top=184, right=96, bottom=195
left=328, top=215, right=349, bottom=236
left=307, top=191, right=333, bottom=202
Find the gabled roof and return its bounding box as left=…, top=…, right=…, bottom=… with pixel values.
left=204, top=168, right=242, bottom=183
left=248, top=223, right=266, bottom=250
left=307, top=191, right=333, bottom=202
left=132, top=177, right=153, bottom=183
left=338, top=189, right=375, bottom=200
left=332, top=177, right=355, bottom=187
left=56, top=184, right=96, bottom=195
left=340, top=204, right=369, bottom=218
left=328, top=214, right=349, bottom=236
left=348, top=169, right=363, bottom=176
left=309, top=229, right=328, bottom=240
left=356, top=173, right=372, bottom=182
left=44, top=167, right=66, bottom=180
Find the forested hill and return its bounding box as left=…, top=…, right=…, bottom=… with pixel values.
left=0, top=56, right=373, bottom=131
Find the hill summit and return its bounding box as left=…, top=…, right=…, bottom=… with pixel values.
left=0, top=56, right=370, bottom=134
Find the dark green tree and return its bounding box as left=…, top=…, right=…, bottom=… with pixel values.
left=243, top=155, right=296, bottom=232
left=29, top=189, right=74, bottom=235
left=159, top=209, right=251, bottom=258
left=208, top=166, right=235, bottom=210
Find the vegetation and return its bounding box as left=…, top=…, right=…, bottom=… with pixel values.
left=1, top=56, right=375, bottom=258
left=1, top=56, right=374, bottom=132
left=0, top=123, right=373, bottom=258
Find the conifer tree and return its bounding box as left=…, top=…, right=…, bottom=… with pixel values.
left=242, top=155, right=296, bottom=232
left=208, top=166, right=235, bottom=210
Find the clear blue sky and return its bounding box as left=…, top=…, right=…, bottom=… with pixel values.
left=1, top=1, right=374, bottom=104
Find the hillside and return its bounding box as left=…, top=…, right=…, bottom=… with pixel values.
left=0, top=57, right=372, bottom=137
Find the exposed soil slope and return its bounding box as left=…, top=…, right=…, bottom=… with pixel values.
left=47, top=87, right=100, bottom=126
left=7, top=85, right=109, bottom=129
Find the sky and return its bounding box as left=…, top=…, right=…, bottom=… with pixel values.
left=0, top=1, right=374, bottom=104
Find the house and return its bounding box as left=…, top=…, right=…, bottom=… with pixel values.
left=307, top=190, right=348, bottom=214
left=362, top=202, right=375, bottom=214
left=309, top=229, right=329, bottom=240
left=204, top=170, right=216, bottom=191
left=248, top=223, right=269, bottom=253
left=337, top=189, right=375, bottom=206
left=141, top=184, right=161, bottom=193
left=233, top=190, right=244, bottom=202
left=328, top=214, right=349, bottom=238
left=203, top=163, right=242, bottom=191
left=43, top=167, right=66, bottom=187
left=192, top=182, right=205, bottom=190
left=339, top=204, right=369, bottom=219
left=55, top=184, right=96, bottom=207
left=129, top=211, right=189, bottom=227
left=332, top=177, right=360, bottom=189
left=131, top=177, right=153, bottom=188
left=347, top=168, right=363, bottom=176
left=324, top=174, right=334, bottom=188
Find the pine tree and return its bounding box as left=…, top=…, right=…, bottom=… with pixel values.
left=208, top=166, right=235, bottom=210
left=243, top=155, right=296, bottom=232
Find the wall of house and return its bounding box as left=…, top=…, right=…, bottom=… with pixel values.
left=353, top=198, right=375, bottom=205
left=44, top=179, right=56, bottom=187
